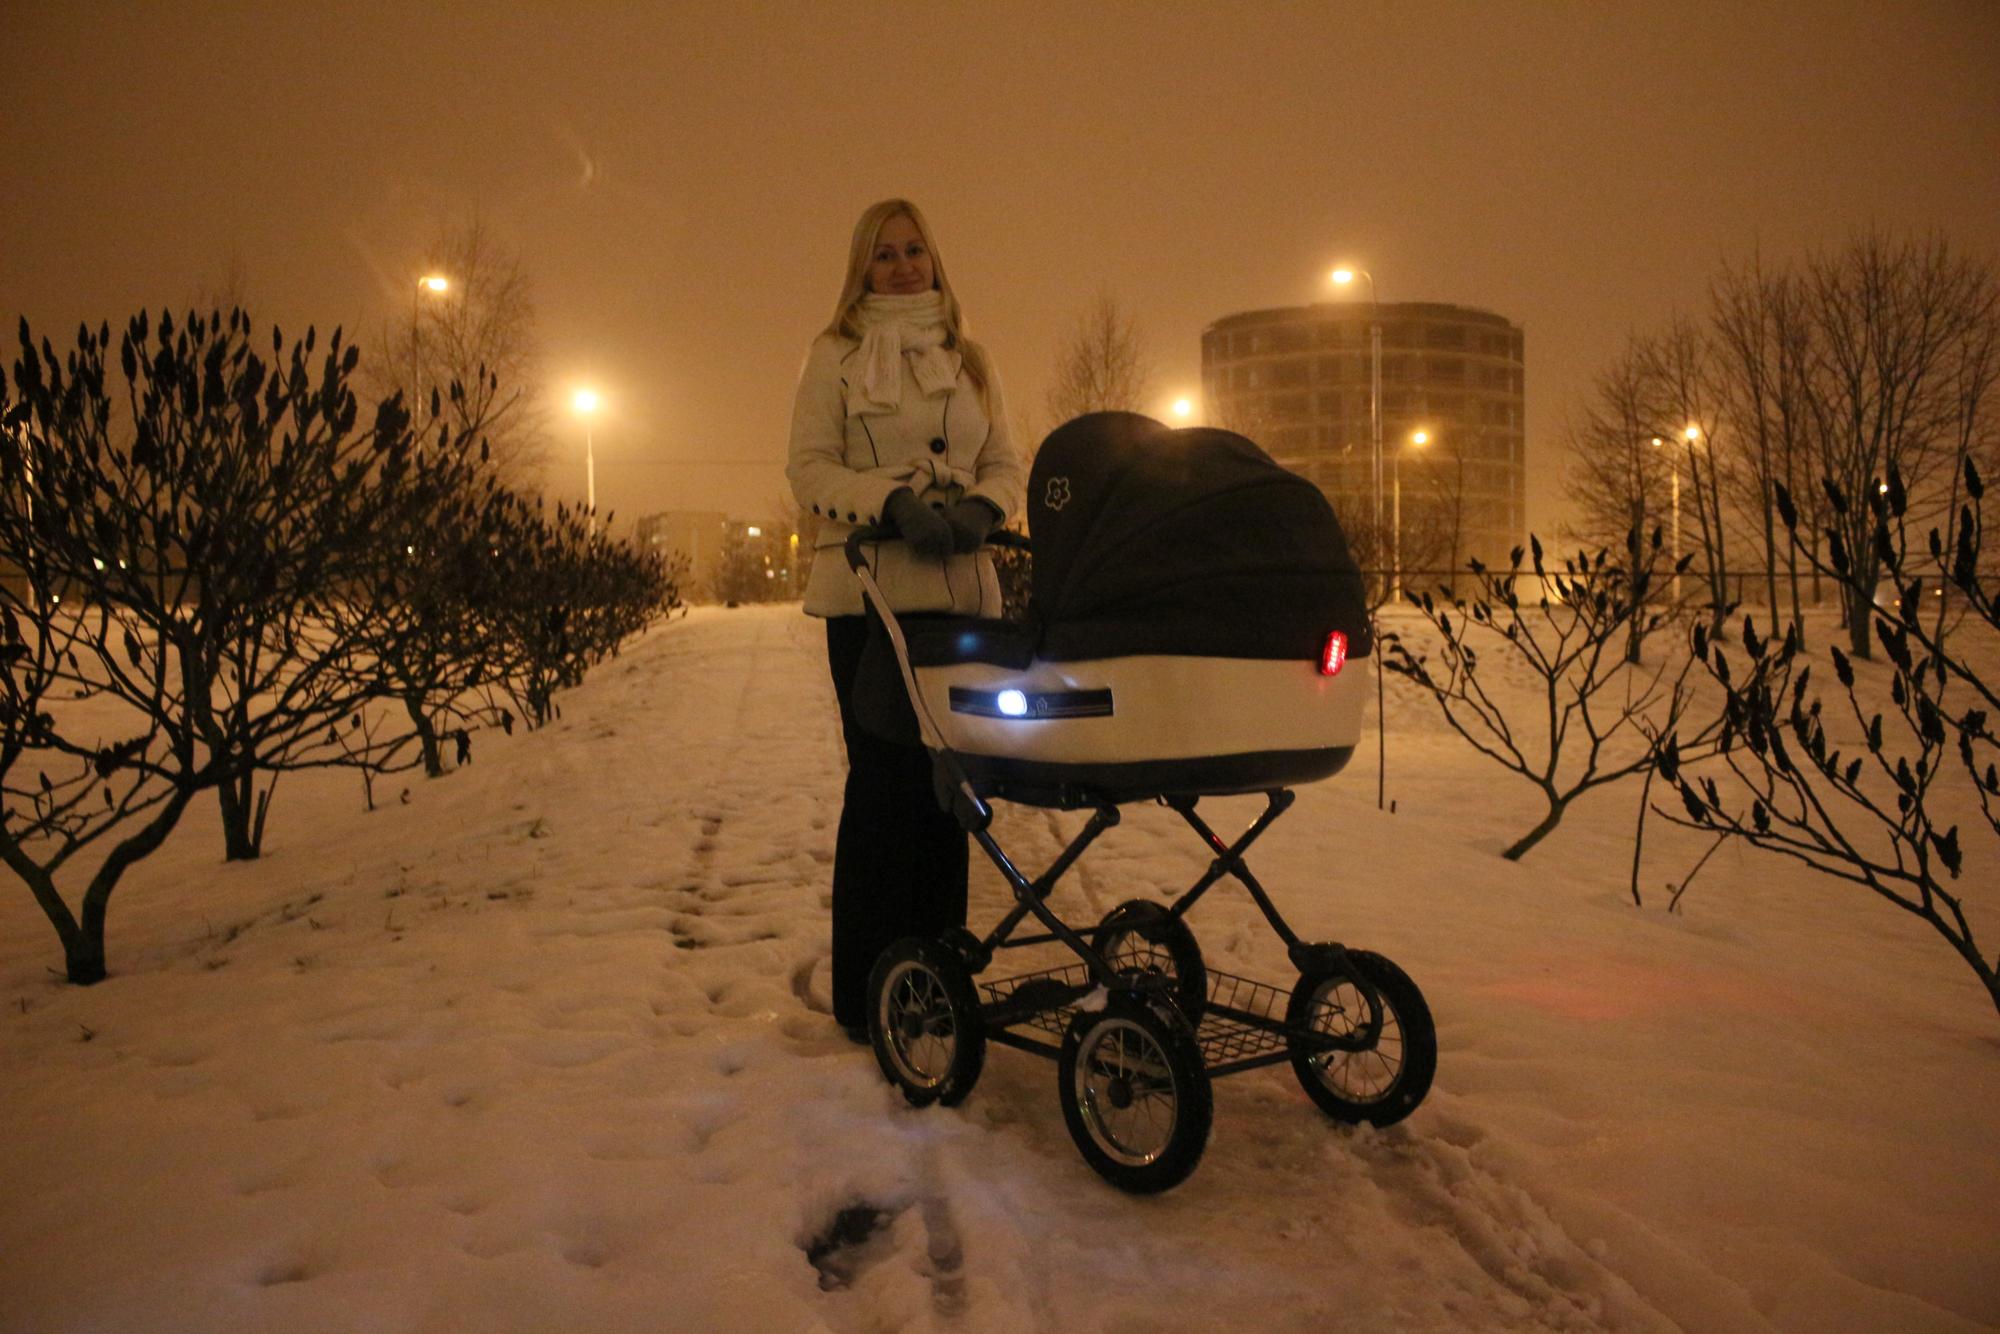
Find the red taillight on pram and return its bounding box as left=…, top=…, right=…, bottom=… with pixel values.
left=1319, top=630, right=1348, bottom=677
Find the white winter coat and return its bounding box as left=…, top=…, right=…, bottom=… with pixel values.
left=787, top=333, right=1026, bottom=617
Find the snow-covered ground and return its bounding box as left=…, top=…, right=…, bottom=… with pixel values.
left=2, top=603, right=1995, bottom=1332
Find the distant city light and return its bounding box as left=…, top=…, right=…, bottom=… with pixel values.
left=420, top=274, right=449, bottom=294
left=746, top=526, right=761, bottom=537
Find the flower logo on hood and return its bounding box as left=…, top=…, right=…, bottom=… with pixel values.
left=1044, top=476, right=1072, bottom=512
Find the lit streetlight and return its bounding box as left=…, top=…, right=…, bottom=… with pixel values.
left=1394, top=429, right=1430, bottom=601
left=1331, top=265, right=1384, bottom=598
left=573, top=388, right=602, bottom=533
left=1650, top=424, right=1701, bottom=600
left=1170, top=396, right=1195, bottom=423
left=412, top=273, right=451, bottom=429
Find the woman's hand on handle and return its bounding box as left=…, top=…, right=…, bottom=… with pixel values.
left=944, top=497, right=1003, bottom=553
left=884, top=487, right=955, bottom=559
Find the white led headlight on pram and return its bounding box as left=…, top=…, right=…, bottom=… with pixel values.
left=949, top=686, right=1115, bottom=720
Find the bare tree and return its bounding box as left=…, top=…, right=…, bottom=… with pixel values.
left=1667, top=458, right=2000, bottom=1019
left=1643, top=317, right=1730, bottom=640
left=1382, top=530, right=1705, bottom=860
left=376, top=213, right=549, bottom=489
left=1560, top=336, right=1681, bottom=660
left=480, top=494, right=681, bottom=727
left=1, top=308, right=457, bottom=977
left=1044, top=289, right=1152, bottom=429
left=1711, top=254, right=1828, bottom=641
left=1406, top=443, right=1471, bottom=597
left=1800, top=232, right=1994, bottom=657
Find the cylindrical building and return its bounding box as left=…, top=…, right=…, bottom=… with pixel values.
left=1200, top=302, right=1525, bottom=583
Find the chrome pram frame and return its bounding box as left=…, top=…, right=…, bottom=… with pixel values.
left=843, top=528, right=1437, bottom=1195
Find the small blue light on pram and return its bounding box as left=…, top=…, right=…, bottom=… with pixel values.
left=997, top=689, right=1029, bottom=717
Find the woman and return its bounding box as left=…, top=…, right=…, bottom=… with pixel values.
left=787, top=198, right=1026, bottom=1041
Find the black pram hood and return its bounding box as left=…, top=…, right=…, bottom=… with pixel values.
left=1026, top=412, right=1372, bottom=662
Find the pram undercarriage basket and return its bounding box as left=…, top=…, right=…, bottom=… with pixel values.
left=845, top=412, right=1436, bottom=1194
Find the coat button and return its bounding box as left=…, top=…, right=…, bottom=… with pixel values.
left=929, top=437, right=946, bottom=454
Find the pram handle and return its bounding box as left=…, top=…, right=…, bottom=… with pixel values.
left=843, top=524, right=1028, bottom=571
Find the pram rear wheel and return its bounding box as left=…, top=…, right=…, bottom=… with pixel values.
left=1090, top=900, right=1208, bottom=1025
left=1286, top=949, right=1436, bottom=1127
left=1059, top=993, right=1212, bottom=1194
left=868, top=938, right=986, bottom=1108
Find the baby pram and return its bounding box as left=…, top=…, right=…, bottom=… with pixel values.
left=846, top=411, right=1435, bottom=1193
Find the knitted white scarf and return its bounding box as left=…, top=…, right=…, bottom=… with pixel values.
left=849, top=291, right=962, bottom=417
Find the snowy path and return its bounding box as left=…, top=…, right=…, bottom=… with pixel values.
left=2, top=605, right=1995, bottom=1332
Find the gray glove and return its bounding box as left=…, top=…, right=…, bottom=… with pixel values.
left=944, top=498, right=1002, bottom=553
left=884, top=487, right=953, bottom=559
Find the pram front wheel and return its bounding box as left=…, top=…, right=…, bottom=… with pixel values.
left=1286, top=949, right=1436, bottom=1127
left=868, top=938, right=986, bottom=1108
left=1090, top=900, right=1208, bottom=1026
left=1058, top=993, right=1212, bottom=1194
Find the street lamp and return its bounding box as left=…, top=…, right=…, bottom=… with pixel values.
left=1169, top=396, right=1195, bottom=423
left=1650, top=424, right=1700, bottom=599
left=412, top=274, right=450, bottom=425
left=1394, top=429, right=1430, bottom=602
left=573, top=387, right=601, bottom=533
left=1331, top=266, right=1383, bottom=599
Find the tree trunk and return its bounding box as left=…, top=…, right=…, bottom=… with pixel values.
left=7, top=852, right=101, bottom=983
left=217, top=772, right=263, bottom=860
left=65, top=923, right=108, bottom=985
left=1502, top=797, right=1568, bottom=861
left=30, top=787, right=197, bottom=985
left=1628, top=761, right=1655, bottom=907
left=1844, top=581, right=1873, bottom=657
left=1787, top=542, right=1805, bottom=647
left=1763, top=497, right=1779, bottom=619
left=404, top=692, right=443, bottom=778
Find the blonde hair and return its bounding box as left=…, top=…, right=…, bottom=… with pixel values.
left=822, top=197, right=991, bottom=404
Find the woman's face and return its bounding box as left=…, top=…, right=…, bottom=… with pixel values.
left=865, top=214, right=935, bottom=295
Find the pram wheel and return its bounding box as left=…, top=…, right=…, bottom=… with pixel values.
left=1286, top=949, right=1436, bottom=1127
left=868, top=938, right=986, bottom=1108
left=1058, top=993, right=1212, bottom=1194
left=1090, top=900, right=1207, bottom=1025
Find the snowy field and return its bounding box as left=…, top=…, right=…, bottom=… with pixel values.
left=2, top=602, right=1996, bottom=1333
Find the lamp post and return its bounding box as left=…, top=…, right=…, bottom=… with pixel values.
left=1331, top=266, right=1382, bottom=600
left=1169, top=396, right=1195, bottom=424
left=573, top=388, right=601, bottom=533
left=1395, top=429, right=1430, bottom=602
left=1650, top=424, right=1700, bottom=600
left=412, top=274, right=450, bottom=428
